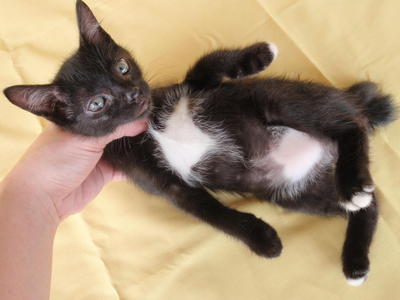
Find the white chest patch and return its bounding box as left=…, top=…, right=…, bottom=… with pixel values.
left=270, top=128, right=323, bottom=183
left=150, top=96, right=216, bottom=183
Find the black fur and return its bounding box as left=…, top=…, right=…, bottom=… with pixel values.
left=342, top=198, right=378, bottom=280
left=346, top=81, right=397, bottom=129
left=3, top=0, right=397, bottom=284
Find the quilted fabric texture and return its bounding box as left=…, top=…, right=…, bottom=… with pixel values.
left=0, top=0, right=399, bottom=299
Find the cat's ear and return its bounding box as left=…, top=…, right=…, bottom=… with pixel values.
left=3, top=84, right=63, bottom=117
left=76, top=0, right=112, bottom=45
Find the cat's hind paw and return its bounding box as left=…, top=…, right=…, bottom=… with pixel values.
left=347, top=274, right=368, bottom=286
left=343, top=253, right=369, bottom=286
left=340, top=185, right=374, bottom=212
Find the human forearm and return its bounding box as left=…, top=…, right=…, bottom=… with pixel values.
left=0, top=120, right=147, bottom=299
left=0, top=179, right=58, bottom=300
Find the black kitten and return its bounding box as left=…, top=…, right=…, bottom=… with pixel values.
left=3, top=0, right=396, bottom=286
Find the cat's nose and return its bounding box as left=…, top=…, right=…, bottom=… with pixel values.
left=125, top=87, right=140, bottom=103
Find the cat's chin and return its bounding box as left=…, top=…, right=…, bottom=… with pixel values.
left=137, top=100, right=150, bottom=117
left=129, top=100, right=150, bottom=121
left=117, top=101, right=151, bottom=129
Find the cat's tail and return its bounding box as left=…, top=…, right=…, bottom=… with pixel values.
left=346, top=81, right=397, bottom=130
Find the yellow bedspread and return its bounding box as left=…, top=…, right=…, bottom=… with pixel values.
left=1, top=0, right=399, bottom=299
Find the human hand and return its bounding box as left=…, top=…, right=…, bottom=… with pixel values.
left=1, top=119, right=147, bottom=224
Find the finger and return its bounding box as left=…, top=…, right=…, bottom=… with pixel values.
left=111, top=170, right=128, bottom=182
left=95, top=118, right=149, bottom=148
left=97, top=159, right=128, bottom=183
left=39, top=117, right=148, bottom=155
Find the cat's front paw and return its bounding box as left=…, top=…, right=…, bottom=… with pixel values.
left=246, top=220, right=282, bottom=258
left=340, top=185, right=375, bottom=212
left=228, top=42, right=278, bottom=79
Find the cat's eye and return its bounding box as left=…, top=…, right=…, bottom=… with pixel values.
left=116, top=58, right=130, bottom=75
left=88, top=96, right=106, bottom=112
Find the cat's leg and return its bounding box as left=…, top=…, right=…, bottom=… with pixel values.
left=334, top=125, right=374, bottom=210
left=342, top=197, right=378, bottom=286
left=105, top=139, right=282, bottom=258
left=184, top=42, right=278, bottom=90
left=312, top=123, right=373, bottom=208
left=165, top=182, right=282, bottom=258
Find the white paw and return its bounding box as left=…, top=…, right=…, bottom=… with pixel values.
left=347, top=274, right=368, bottom=286
left=340, top=186, right=374, bottom=212
left=340, top=201, right=361, bottom=212
left=268, top=43, right=278, bottom=60
left=363, top=185, right=375, bottom=193
left=352, top=191, right=373, bottom=208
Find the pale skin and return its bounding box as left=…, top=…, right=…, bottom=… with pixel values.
left=0, top=119, right=148, bottom=300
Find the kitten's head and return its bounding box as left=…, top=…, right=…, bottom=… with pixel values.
left=3, top=0, right=150, bottom=136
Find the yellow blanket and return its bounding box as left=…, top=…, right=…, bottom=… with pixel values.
left=1, top=0, right=399, bottom=299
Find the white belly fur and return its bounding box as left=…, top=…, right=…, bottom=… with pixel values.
left=250, top=127, right=336, bottom=199
left=270, top=128, right=324, bottom=183
left=150, top=96, right=216, bottom=183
